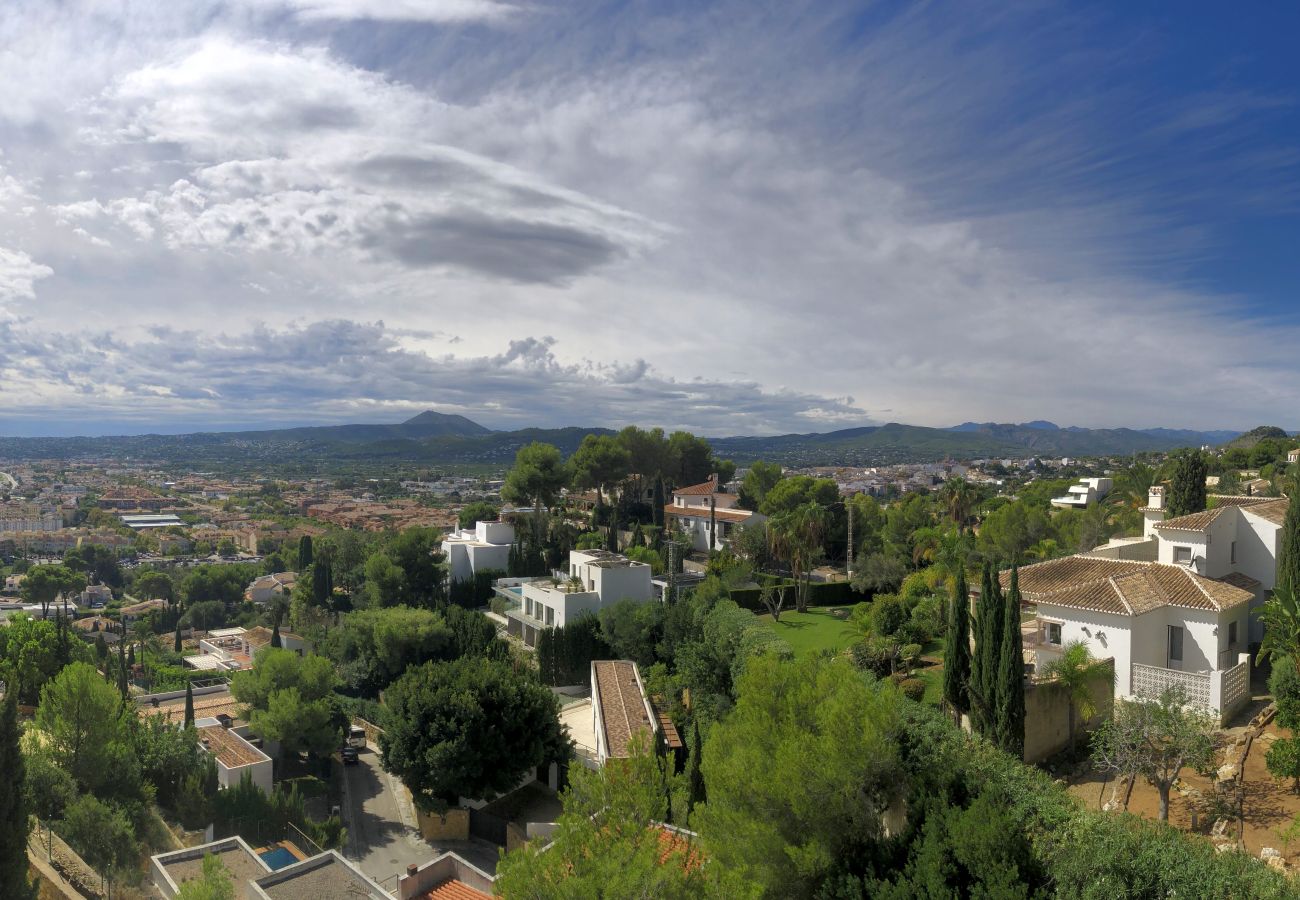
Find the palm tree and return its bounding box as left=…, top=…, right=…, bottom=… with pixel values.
left=767, top=504, right=826, bottom=613
left=1259, top=587, right=1300, bottom=675
left=1042, top=641, right=1110, bottom=754
left=940, top=477, right=979, bottom=531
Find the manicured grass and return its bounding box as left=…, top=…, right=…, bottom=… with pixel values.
left=757, top=605, right=861, bottom=658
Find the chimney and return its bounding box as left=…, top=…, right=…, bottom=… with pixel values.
left=1148, top=486, right=1165, bottom=510
left=406, top=864, right=418, bottom=876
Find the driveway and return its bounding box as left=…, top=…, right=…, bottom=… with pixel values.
left=340, top=744, right=438, bottom=889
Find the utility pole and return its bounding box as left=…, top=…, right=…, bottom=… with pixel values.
left=846, top=498, right=854, bottom=579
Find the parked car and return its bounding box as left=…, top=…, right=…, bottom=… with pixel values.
left=341, top=746, right=359, bottom=765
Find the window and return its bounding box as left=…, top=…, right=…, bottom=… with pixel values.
left=1046, top=622, right=1063, bottom=646
left=1228, top=621, right=1238, bottom=647
left=545, top=607, right=554, bottom=626
left=1168, top=625, right=1184, bottom=664
left=1231, top=541, right=1237, bottom=564
left=1173, top=546, right=1192, bottom=564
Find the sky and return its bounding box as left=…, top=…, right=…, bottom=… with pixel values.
left=0, top=0, right=1298, bottom=438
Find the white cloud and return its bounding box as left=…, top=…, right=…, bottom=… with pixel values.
left=0, top=2, right=1297, bottom=434
left=0, top=247, right=52, bottom=307
left=234, top=0, right=518, bottom=24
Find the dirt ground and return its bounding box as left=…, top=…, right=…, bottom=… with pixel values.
left=1066, top=716, right=1300, bottom=865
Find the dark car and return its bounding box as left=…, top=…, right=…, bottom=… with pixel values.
left=341, top=746, right=359, bottom=765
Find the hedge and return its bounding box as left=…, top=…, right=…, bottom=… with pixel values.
left=731, top=577, right=856, bottom=610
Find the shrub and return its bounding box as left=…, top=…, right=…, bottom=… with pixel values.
left=900, top=643, right=923, bottom=671
left=1267, top=737, right=1300, bottom=793
left=1269, top=659, right=1300, bottom=730
left=851, top=638, right=899, bottom=678
left=868, top=593, right=908, bottom=637
left=898, top=678, right=926, bottom=702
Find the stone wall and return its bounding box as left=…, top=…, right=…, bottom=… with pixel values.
left=416, top=807, right=469, bottom=842
left=1024, top=658, right=1115, bottom=764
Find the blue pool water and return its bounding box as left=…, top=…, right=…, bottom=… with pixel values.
left=259, top=847, right=298, bottom=871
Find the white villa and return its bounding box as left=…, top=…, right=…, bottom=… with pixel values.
left=1015, top=486, right=1289, bottom=722
left=504, top=549, right=652, bottom=646
left=1050, top=477, right=1113, bottom=509
left=663, top=475, right=765, bottom=552
left=441, top=520, right=514, bottom=583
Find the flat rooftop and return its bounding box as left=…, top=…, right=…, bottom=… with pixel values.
left=198, top=724, right=267, bottom=768
left=254, top=853, right=389, bottom=899
left=138, top=690, right=240, bottom=725
left=160, top=841, right=269, bottom=892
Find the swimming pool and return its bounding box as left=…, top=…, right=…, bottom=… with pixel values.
left=258, top=846, right=298, bottom=871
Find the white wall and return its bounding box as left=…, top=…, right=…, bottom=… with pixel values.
left=1157, top=531, right=1208, bottom=572
left=591, top=563, right=652, bottom=603
left=1239, top=508, right=1281, bottom=590
left=1035, top=604, right=1132, bottom=695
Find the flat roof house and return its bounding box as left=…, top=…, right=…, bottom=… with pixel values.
left=505, top=550, right=653, bottom=647
left=1050, top=477, right=1113, bottom=509
left=151, top=836, right=389, bottom=899
left=591, top=659, right=661, bottom=766
left=441, top=520, right=514, bottom=584
left=196, top=716, right=274, bottom=794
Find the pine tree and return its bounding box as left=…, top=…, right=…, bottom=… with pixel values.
left=184, top=681, right=195, bottom=728
left=271, top=621, right=282, bottom=648
left=1166, top=450, right=1208, bottom=518
left=298, top=534, right=314, bottom=570
left=995, top=565, right=1026, bottom=758
left=1277, top=474, right=1300, bottom=597
left=942, top=567, right=972, bottom=725
left=0, top=693, right=34, bottom=900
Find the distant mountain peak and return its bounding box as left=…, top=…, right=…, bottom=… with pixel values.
left=1019, top=420, right=1059, bottom=431
left=400, top=410, right=488, bottom=431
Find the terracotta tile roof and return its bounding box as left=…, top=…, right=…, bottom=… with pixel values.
left=1241, top=498, right=1290, bottom=526
left=663, top=505, right=753, bottom=523
left=1217, top=571, right=1262, bottom=592
left=1153, top=506, right=1227, bottom=532
left=673, top=476, right=719, bottom=496
left=1208, top=495, right=1275, bottom=508
left=417, top=881, right=492, bottom=900
left=1005, top=557, right=1253, bottom=617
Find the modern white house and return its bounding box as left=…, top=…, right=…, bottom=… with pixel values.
left=591, top=659, right=661, bottom=765
left=663, top=475, right=765, bottom=552
left=505, top=550, right=653, bottom=646
left=1014, top=487, right=1290, bottom=723
left=442, top=519, right=514, bottom=583
left=1049, top=477, right=1113, bottom=509
left=196, top=716, right=274, bottom=793
left=151, top=835, right=390, bottom=899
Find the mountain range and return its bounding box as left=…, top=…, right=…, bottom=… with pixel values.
left=0, top=412, right=1246, bottom=471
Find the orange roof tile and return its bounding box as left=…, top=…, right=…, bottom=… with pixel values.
left=417, top=881, right=492, bottom=900
left=1005, top=558, right=1253, bottom=617
left=673, top=476, right=719, bottom=496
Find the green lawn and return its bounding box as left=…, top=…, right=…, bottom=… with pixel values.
left=757, top=605, right=860, bottom=658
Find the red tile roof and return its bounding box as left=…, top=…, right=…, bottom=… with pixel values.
left=673, top=476, right=719, bottom=496
left=417, top=881, right=492, bottom=900
left=1005, top=557, right=1254, bottom=616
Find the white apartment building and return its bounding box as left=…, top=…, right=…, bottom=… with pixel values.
left=441, top=520, right=514, bottom=584
left=1050, top=477, right=1113, bottom=509
left=505, top=550, right=653, bottom=646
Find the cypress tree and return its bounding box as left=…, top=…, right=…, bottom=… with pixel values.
left=298, top=534, right=314, bottom=570
left=271, top=621, right=282, bottom=648
left=174, top=621, right=183, bottom=654
left=942, top=567, right=972, bottom=726
left=0, top=693, right=34, bottom=900
left=687, top=719, right=706, bottom=815
left=971, top=563, right=1003, bottom=737
left=117, top=643, right=128, bottom=700
left=1277, top=475, right=1300, bottom=597
left=127, top=642, right=136, bottom=669
left=1166, top=450, right=1208, bottom=518
left=184, top=681, right=195, bottom=728
left=653, top=477, right=666, bottom=530
left=995, top=564, right=1026, bottom=758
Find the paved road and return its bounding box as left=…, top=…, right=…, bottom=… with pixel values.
left=341, top=744, right=434, bottom=889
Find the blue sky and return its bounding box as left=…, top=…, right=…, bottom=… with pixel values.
left=0, top=0, right=1297, bottom=437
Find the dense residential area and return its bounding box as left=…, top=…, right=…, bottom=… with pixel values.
left=0, top=423, right=1297, bottom=897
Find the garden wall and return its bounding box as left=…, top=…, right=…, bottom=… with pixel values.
left=1023, top=658, right=1115, bottom=764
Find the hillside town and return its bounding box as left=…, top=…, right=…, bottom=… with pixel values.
left=0, top=423, right=1297, bottom=898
